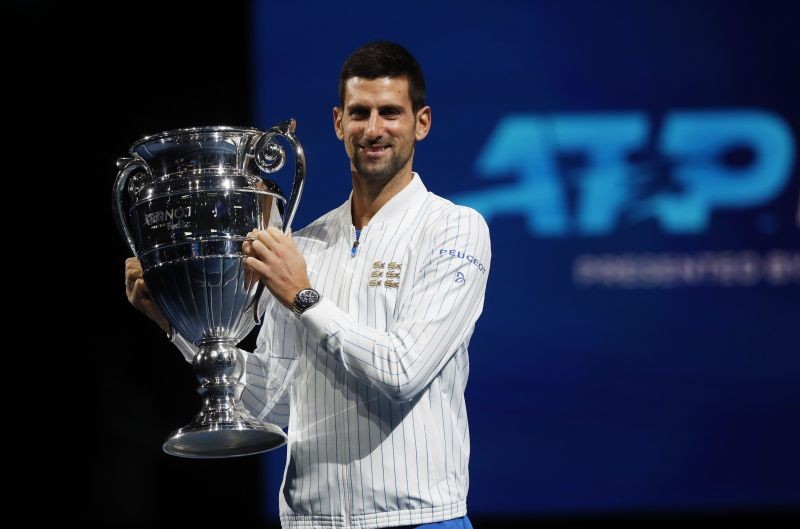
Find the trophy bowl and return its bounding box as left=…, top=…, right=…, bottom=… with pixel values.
left=113, top=120, right=305, bottom=458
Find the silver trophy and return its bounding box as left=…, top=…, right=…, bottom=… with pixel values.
left=113, top=120, right=305, bottom=458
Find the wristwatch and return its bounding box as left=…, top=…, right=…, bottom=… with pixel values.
left=292, top=288, right=320, bottom=317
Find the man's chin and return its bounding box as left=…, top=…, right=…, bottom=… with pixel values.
left=354, top=161, right=395, bottom=181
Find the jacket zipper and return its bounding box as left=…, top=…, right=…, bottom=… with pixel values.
left=337, top=365, right=353, bottom=528
left=342, top=456, right=352, bottom=527
left=351, top=228, right=362, bottom=257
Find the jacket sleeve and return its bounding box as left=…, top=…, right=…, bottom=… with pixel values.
left=171, top=296, right=297, bottom=428
left=298, top=206, right=491, bottom=402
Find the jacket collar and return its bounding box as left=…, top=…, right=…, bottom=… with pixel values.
left=337, top=172, right=428, bottom=227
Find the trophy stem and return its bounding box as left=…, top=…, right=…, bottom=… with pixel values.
left=162, top=340, right=287, bottom=458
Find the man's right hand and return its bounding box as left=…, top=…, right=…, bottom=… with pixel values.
left=125, top=257, right=170, bottom=333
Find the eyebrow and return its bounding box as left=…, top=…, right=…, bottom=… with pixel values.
left=346, top=103, right=406, bottom=114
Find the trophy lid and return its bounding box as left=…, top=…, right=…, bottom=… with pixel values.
left=130, top=125, right=265, bottom=151
left=119, top=125, right=288, bottom=203
left=126, top=125, right=271, bottom=183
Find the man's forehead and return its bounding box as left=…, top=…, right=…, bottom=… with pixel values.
left=343, top=76, right=411, bottom=107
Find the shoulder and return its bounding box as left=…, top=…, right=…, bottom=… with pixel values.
left=411, top=192, right=492, bottom=276
left=419, top=192, right=490, bottom=239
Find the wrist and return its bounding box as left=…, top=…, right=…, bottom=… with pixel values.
left=291, top=287, right=321, bottom=317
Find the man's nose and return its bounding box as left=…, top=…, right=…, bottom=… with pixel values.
left=364, top=111, right=383, bottom=139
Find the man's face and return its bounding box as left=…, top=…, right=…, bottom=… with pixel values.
left=334, top=77, right=431, bottom=182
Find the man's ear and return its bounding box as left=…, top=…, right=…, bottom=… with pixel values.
left=333, top=106, right=344, bottom=140
left=415, top=106, right=431, bottom=141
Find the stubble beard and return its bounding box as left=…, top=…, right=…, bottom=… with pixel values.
left=352, top=143, right=413, bottom=184
left=353, top=153, right=410, bottom=182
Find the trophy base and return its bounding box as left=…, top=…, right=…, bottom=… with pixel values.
left=163, top=419, right=287, bottom=459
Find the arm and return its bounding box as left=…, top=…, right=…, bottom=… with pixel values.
left=300, top=207, right=491, bottom=402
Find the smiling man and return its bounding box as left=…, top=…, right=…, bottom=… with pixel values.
left=127, top=41, right=490, bottom=529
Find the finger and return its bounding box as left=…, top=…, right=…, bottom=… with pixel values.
left=125, top=257, right=142, bottom=271
left=125, top=262, right=138, bottom=277
left=260, top=227, right=284, bottom=249
left=266, top=226, right=287, bottom=244
left=125, top=271, right=143, bottom=293
left=127, top=278, right=143, bottom=302
left=244, top=254, right=271, bottom=279
left=125, top=270, right=143, bottom=291
left=129, top=277, right=142, bottom=296
left=132, top=278, right=155, bottom=300
left=242, top=259, right=260, bottom=290
left=249, top=237, right=276, bottom=262
left=251, top=229, right=275, bottom=253
left=125, top=265, right=143, bottom=280
left=243, top=229, right=260, bottom=254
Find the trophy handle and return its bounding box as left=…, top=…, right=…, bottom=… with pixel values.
left=113, top=156, right=153, bottom=256
left=251, top=119, right=307, bottom=325
left=254, top=118, right=306, bottom=233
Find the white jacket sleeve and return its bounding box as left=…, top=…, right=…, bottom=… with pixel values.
left=299, top=206, right=491, bottom=402
left=170, top=296, right=297, bottom=428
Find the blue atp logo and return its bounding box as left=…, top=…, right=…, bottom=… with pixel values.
left=451, top=110, right=795, bottom=236
left=454, top=271, right=465, bottom=284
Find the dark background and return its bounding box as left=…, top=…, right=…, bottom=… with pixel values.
left=15, top=0, right=799, bottom=527
left=17, top=1, right=264, bottom=526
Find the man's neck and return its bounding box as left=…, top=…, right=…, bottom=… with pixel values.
left=350, top=169, right=414, bottom=229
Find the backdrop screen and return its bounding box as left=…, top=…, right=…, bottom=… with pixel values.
left=251, top=0, right=799, bottom=518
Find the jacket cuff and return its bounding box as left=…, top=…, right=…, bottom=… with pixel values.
left=298, top=296, right=339, bottom=345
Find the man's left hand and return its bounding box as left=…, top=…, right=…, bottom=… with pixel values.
left=244, top=227, right=311, bottom=309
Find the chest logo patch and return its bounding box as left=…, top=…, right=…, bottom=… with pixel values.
left=369, top=261, right=401, bottom=288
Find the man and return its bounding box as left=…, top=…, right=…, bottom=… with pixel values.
left=126, top=41, right=490, bottom=529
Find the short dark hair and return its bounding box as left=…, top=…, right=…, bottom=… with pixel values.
left=338, top=41, right=427, bottom=112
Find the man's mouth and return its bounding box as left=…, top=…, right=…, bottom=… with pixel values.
left=359, top=144, right=390, bottom=157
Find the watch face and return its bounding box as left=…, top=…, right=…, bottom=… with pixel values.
left=298, top=289, right=319, bottom=306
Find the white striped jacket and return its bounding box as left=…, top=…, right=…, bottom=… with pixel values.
left=175, top=173, right=490, bottom=529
